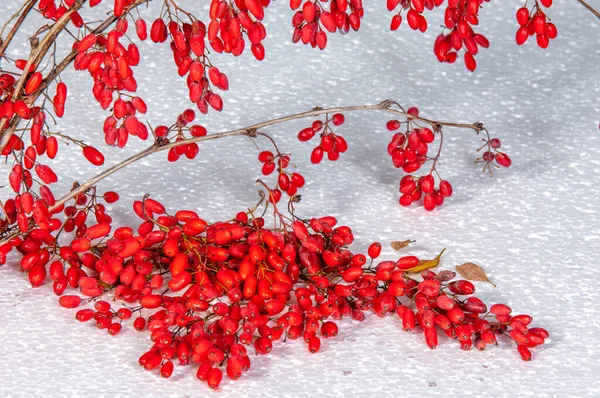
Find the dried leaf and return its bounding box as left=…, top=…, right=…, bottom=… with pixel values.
left=405, top=248, right=446, bottom=274
left=455, top=262, right=496, bottom=287
left=390, top=240, right=415, bottom=251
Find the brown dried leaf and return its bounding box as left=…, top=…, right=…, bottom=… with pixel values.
left=390, top=240, right=415, bottom=251
left=70, top=181, right=80, bottom=191
left=455, top=262, right=496, bottom=287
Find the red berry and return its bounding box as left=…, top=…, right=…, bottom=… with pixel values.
left=368, top=242, right=382, bottom=259
left=495, top=152, right=512, bottom=167
left=331, top=113, right=345, bottom=126
left=59, top=295, right=82, bottom=308
left=517, top=345, right=532, bottom=361
left=516, top=27, right=529, bottom=45
left=207, top=367, right=223, bottom=389
left=321, top=321, right=338, bottom=338
left=307, top=336, right=321, bottom=353
left=490, top=303, right=512, bottom=315
left=386, top=120, right=401, bottom=130
left=82, top=146, right=105, bottom=166
left=490, top=138, right=501, bottom=149
left=423, top=194, right=436, bottom=211
left=310, top=146, right=324, bottom=164
left=161, top=361, right=174, bottom=378
left=420, top=175, right=434, bottom=193
left=439, top=180, right=453, bottom=197
left=516, top=8, right=530, bottom=26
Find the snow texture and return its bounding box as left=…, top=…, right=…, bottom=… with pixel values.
left=1, top=1, right=600, bottom=397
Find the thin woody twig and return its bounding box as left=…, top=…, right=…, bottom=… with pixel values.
left=0, top=100, right=488, bottom=245
left=576, top=0, right=600, bottom=20
left=48, top=100, right=484, bottom=212
left=0, top=0, right=152, bottom=154
left=0, top=0, right=37, bottom=58
left=10, top=0, right=87, bottom=103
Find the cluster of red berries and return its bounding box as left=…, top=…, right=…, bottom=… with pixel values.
left=0, top=1, right=551, bottom=389
left=149, top=17, right=228, bottom=113
left=433, top=0, right=492, bottom=71
left=386, top=108, right=433, bottom=173
left=297, top=113, right=348, bottom=164
left=37, top=0, right=90, bottom=27
left=1, top=190, right=548, bottom=389
left=387, top=0, right=491, bottom=70
left=72, top=18, right=149, bottom=148
left=387, top=0, right=442, bottom=33
left=515, top=1, right=557, bottom=48
left=0, top=0, right=561, bottom=161
left=384, top=106, right=510, bottom=210
left=207, top=0, right=269, bottom=60
left=476, top=137, right=512, bottom=173
left=290, top=0, right=364, bottom=49
left=386, top=0, right=556, bottom=71
left=1, top=72, right=105, bottom=198
left=70, top=4, right=229, bottom=150
left=257, top=150, right=306, bottom=202
left=386, top=107, right=449, bottom=210
left=1, top=67, right=57, bottom=138
left=0, top=71, right=42, bottom=145
left=399, top=175, right=453, bottom=211
left=152, top=108, right=208, bottom=162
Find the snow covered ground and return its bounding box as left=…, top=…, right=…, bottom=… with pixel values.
left=1, top=1, right=600, bottom=397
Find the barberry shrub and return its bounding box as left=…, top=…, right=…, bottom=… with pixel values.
left=0, top=0, right=558, bottom=390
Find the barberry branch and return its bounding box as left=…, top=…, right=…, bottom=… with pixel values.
left=576, top=0, right=600, bottom=20
left=0, top=100, right=488, bottom=246
left=10, top=1, right=87, bottom=102
left=55, top=101, right=487, bottom=208
left=0, top=0, right=152, bottom=155
left=0, top=0, right=556, bottom=387
left=0, top=0, right=37, bottom=59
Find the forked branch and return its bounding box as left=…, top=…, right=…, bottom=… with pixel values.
left=51, top=100, right=484, bottom=211
left=0, top=0, right=151, bottom=154
left=0, top=99, right=487, bottom=246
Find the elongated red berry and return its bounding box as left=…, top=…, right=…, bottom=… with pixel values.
left=83, top=146, right=105, bottom=166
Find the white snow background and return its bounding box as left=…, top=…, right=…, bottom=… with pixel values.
left=1, top=1, right=600, bottom=397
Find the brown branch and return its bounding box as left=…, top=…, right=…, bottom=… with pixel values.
left=0, top=0, right=37, bottom=58
left=576, top=0, right=600, bottom=20
left=49, top=99, right=483, bottom=211
left=0, top=0, right=152, bottom=154
left=0, top=99, right=486, bottom=246
left=0, top=0, right=89, bottom=153
left=11, top=1, right=88, bottom=102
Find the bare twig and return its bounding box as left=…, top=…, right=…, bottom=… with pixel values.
left=576, top=0, right=600, bottom=20
left=0, top=0, right=37, bottom=58
left=0, top=99, right=487, bottom=245
left=10, top=1, right=88, bottom=102
left=47, top=100, right=484, bottom=212
left=0, top=0, right=152, bottom=154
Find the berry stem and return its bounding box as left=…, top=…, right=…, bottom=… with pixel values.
left=0, top=101, right=489, bottom=246
left=576, top=0, right=600, bottom=20
left=0, top=0, right=152, bottom=154
left=0, top=0, right=37, bottom=58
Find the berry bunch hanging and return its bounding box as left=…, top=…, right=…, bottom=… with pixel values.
left=297, top=112, right=349, bottom=164
left=0, top=0, right=568, bottom=390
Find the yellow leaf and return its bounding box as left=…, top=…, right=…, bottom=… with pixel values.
left=405, top=248, right=446, bottom=274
